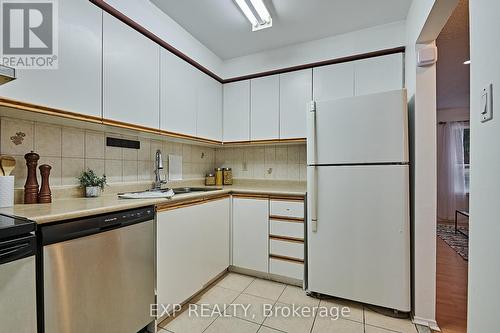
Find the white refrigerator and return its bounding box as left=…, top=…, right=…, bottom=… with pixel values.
left=306, top=89, right=411, bottom=312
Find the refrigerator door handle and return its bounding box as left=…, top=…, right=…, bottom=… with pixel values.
left=309, top=166, right=318, bottom=232
left=307, top=101, right=317, bottom=165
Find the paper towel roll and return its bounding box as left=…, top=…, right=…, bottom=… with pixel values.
left=0, top=176, right=15, bottom=208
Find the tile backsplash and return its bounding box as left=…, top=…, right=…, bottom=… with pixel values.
left=0, top=116, right=307, bottom=189
left=0, top=117, right=216, bottom=188
left=215, top=145, right=306, bottom=181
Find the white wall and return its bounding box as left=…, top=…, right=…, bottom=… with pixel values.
left=467, top=0, right=500, bottom=331
left=405, top=0, right=460, bottom=329
left=104, top=0, right=224, bottom=75
left=437, top=108, right=470, bottom=122
left=405, top=1, right=438, bottom=327
left=100, top=1, right=406, bottom=80
left=221, top=21, right=406, bottom=78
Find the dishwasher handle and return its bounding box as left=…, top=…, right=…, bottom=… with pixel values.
left=42, top=206, right=155, bottom=246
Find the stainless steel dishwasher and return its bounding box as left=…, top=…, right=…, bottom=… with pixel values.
left=39, top=206, right=155, bottom=333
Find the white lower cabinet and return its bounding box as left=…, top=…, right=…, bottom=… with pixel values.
left=232, top=197, right=269, bottom=272
left=156, top=198, right=230, bottom=308
left=269, top=257, right=304, bottom=280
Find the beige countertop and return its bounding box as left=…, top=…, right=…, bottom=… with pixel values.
left=0, top=181, right=306, bottom=225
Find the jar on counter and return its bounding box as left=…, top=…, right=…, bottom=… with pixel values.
left=215, top=168, right=223, bottom=186
left=223, top=168, right=233, bottom=185
left=205, top=173, right=216, bottom=186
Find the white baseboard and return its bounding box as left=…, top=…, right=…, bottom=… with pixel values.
left=412, top=315, right=440, bottom=331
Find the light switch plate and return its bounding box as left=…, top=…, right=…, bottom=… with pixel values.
left=168, top=154, right=182, bottom=181
left=481, top=83, right=493, bottom=122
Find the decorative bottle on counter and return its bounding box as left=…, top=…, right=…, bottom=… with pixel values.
left=38, top=164, right=52, bottom=203
left=24, top=151, right=40, bottom=204
left=215, top=168, right=223, bottom=186
left=223, top=168, right=233, bottom=185
left=205, top=173, right=216, bottom=186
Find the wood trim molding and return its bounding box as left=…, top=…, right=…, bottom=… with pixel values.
left=102, top=118, right=161, bottom=135
left=90, top=0, right=405, bottom=84
left=231, top=193, right=270, bottom=200
left=158, top=129, right=222, bottom=145
left=269, top=254, right=304, bottom=264
left=156, top=193, right=230, bottom=212
left=270, top=235, right=304, bottom=244
left=269, top=216, right=304, bottom=223
left=269, top=234, right=304, bottom=243
left=223, top=138, right=306, bottom=146
left=224, top=47, right=406, bottom=83
left=0, top=97, right=103, bottom=124
left=0, top=96, right=223, bottom=146
left=89, top=0, right=224, bottom=83
left=269, top=196, right=305, bottom=201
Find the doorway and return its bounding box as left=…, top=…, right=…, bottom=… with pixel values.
left=435, top=0, right=470, bottom=332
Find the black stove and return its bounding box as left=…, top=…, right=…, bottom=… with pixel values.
left=0, top=214, right=36, bottom=240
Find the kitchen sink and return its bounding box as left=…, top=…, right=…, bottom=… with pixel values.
left=171, top=187, right=221, bottom=194
left=118, top=187, right=221, bottom=199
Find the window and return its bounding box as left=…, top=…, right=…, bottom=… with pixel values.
left=463, top=127, right=470, bottom=193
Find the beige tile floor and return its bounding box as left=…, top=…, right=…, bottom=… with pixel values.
left=158, top=273, right=418, bottom=333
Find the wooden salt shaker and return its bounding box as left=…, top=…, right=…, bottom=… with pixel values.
left=38, top=164, right=52, bottom=203
left=24, top=151, right=40, bottom=204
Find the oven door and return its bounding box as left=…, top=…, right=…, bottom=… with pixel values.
left=0, top=235, right=37, bottom=333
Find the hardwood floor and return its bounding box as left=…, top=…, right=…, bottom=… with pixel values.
left=435, top=235, right=468, bottom=333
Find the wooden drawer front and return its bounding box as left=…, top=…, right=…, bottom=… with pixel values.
left=270, top=200, right=304, bottom=219
left=270, top=239, right=304, bottom=260
left=270, top=219, right=304, bottom=239
left=269, top=257, right=303, bottom=280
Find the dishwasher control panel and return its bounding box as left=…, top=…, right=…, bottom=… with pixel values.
left=42, top=206, right=155, bottom=246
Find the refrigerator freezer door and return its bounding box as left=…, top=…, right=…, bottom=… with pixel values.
left=309, top=89, right=409, bottom=165
left=307, top=165, right=411, bottom=311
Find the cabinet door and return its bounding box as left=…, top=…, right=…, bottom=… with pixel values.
left=354, top=53, right=404, bottom=96
left=250, top=75, right=279, bottom=140
left=279, top=69, right=312, bottom=139
left=160, top=49, right=197, bottom=136
left=197, top=73, right=222, bottom=141
left=0, top=0, right=102, bottom=118
left=223, top=81, right=250, bottom=142
left=232, top=197, right=268, bottom=272
left=103, top=13, right=160, bottom=129
left=313, top=62, right=354, bottom=102
left=157, top=198, right=230, bottom=307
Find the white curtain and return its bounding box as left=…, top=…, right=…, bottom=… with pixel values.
left=437, top=122, right=468, bottom=221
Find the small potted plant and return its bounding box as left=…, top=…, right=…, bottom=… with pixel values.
left=78, top=169, right=107, bottom=198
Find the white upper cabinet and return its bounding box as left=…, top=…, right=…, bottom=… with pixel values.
left=160, top=49, right=197, bottom=136
left=354, top=53, right=404, bottom=96
left=223, top=81, right=250, bottom=142
left=279, top=69, right=312, bottom=139
left=196, top=72, right=223, bottom=141
left=313, top=62, right=354, bottom=102
left=250, top=75, right=280, bottom=140
left=103, top=13, right=160, bottom=129
left=0, top=0, right=102, bottom=118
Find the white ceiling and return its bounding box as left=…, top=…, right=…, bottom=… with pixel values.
left=150, top=0, right=412, bottom=60
left=436, top=0, right=470, bottom=110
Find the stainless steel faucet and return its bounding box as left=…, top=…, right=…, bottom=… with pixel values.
left=153, top=149, right=168, bottom=190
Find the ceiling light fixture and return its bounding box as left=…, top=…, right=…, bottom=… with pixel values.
left=463, top=60, right=471, bottom=65
left=235, top=0, right=272, bottom=31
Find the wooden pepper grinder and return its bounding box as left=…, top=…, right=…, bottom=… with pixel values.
left=38, top=164, right=52, bottom=203
left=24, top=151, right=40, bottom=204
